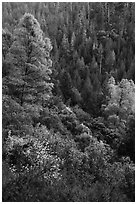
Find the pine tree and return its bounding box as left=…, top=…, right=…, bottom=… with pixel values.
left=60, top=70, right=72, bottom=102
left=76, top=57, right=85, bottom=79
left=70, top=31, right=76, bottom=52
left=2, top=28, right=12, bottom=59
left=98, top=43, right=103, bottom=74
left=2, top=29, right=13, bottom=77
left=73, top=69, right=81, bottom=90
left=61, top=33, right=70, bottom=59
left=4, top=13, right=53, bottom=108
left=82, top=69, right=93, bottom=100
left=3, top=13, right=53, bottom=135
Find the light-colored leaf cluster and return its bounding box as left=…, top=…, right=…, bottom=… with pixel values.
left=104, top=76, right=135, bottom=128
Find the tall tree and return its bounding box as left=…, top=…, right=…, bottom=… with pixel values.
left=4, top=13, right=53, bottom=107
left=3, top=13, right=53, bottom=135
left=104, top=76, right=135, bottom=128
left=2, top=29, right=13, bottom=77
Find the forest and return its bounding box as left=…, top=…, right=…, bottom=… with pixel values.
left=2, top=2, right=135, bottom=202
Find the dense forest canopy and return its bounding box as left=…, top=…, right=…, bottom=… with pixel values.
left=2, top=2, right=135, bottom=202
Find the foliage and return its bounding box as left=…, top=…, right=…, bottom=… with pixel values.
left=2, top=13, right=53, bottom=137
left=2, top=2, right=135, bottom=116
left=3, top=127, right=134, bottom=202
left=103, top=76, right=135, bottom=160
left=2, top=3, right=135, bottom=202
left=104, top=76, right=135, bottom=134
left=4, top=13, right=53, bottom=106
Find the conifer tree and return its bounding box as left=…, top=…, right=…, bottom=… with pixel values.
left=3, top=13, right=53, bottom=134
left=70, top=31, right=76, bottom=52
left=60, top=70, right=72, bottom=101
left=4, top=13, right=53, bottom=108
left=2, top=29, right=13, bottom=77
left=61, top=33, right=70, bottom=59
left=2, top=28, right=12, bottom=60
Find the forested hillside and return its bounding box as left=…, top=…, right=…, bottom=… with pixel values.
left=2, top=2, right=135, bottom=202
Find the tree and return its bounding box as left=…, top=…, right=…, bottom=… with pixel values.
left=70, top=31, right=76, bottom=52
left=2, top=29, right=13, bottom=77
left=61, top=33, right=70, bottom=59
left=73, top=69, right=81, bottom=90
left=98, top=43, right=103, bottom=74
left=60, top=70, right=73, bottom=102
left=104, top=76, right=135, bottom=134
left=2, top=28, right=12, bottom=59
left=3, top=13, right=53, bottom=136
left=4, top=13, right=53, bottom=107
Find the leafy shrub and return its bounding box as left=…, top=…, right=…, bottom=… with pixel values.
left=73, top=105, right=91, bottom=122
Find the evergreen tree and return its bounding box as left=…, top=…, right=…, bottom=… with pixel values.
left=2, top=29, right=13, bottom=77
left=4, top=13, right=53, bottom=108
left=3, top=13, right=53, bottom=135
left=60, top=70, right=73, bottom=102
left=2, top=28, right=12, bottom=59
left=61, top=33, right=70, bottom=59
left=2, top=3, right=135, bottom=202
left=70, top=31, right=76, bottom=52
